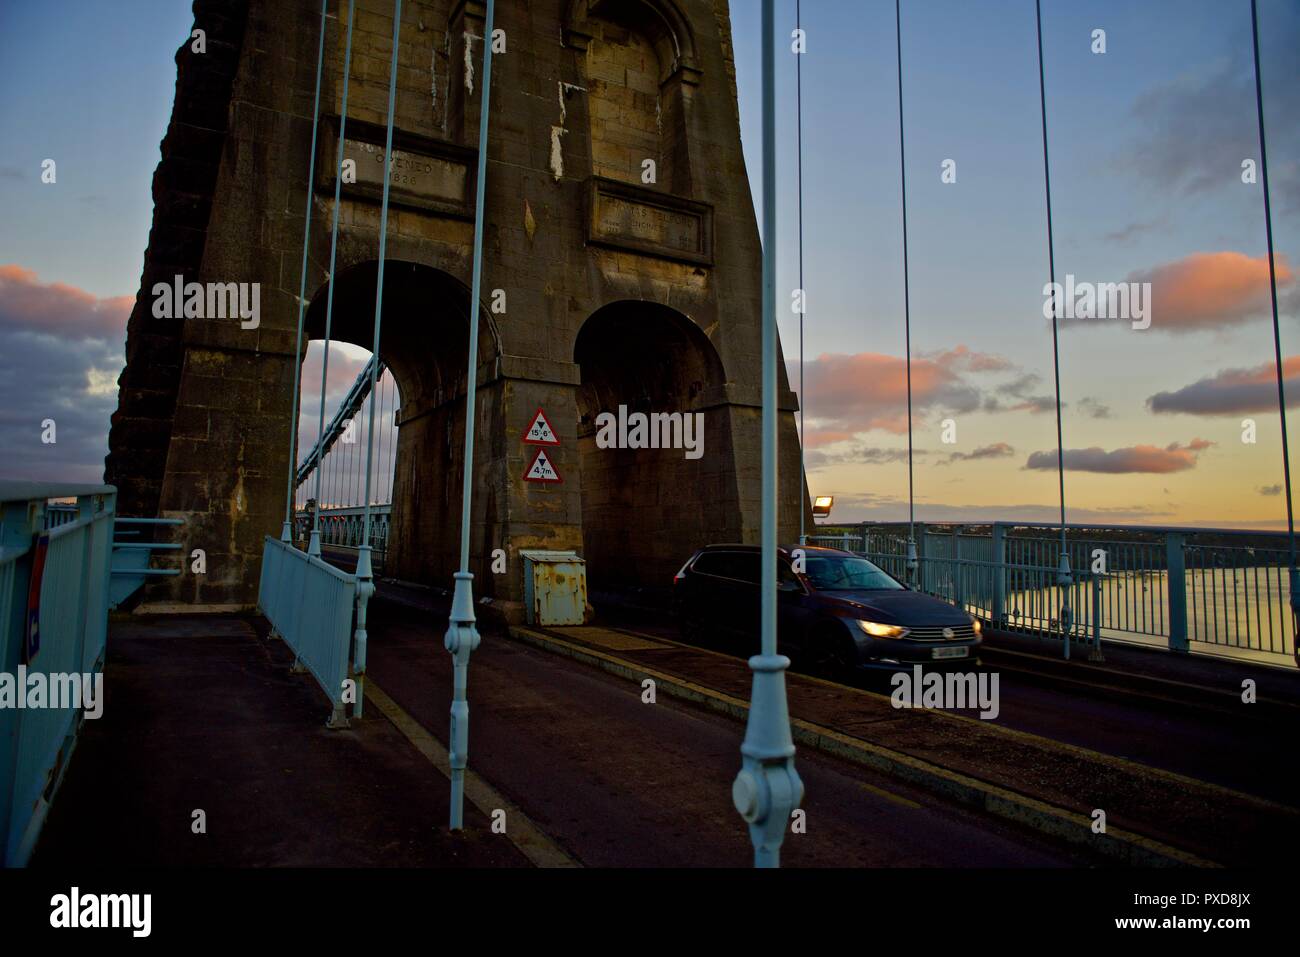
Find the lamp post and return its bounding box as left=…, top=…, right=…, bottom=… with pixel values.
left=732, top=0, right=802, bottom=869
left=445, top=0, right=496, bottom=831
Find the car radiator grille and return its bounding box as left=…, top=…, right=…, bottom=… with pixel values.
left=907, top=623, right=977, bottom=642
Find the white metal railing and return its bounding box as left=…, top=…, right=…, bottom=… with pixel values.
left=1, top=482, right=116, bottom=866
left=810, top=521, right=1299, bottom=668
left=258, top=536, right=357, bottom=727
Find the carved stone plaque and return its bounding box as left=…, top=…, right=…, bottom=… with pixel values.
left=318, top=117, right=476, bottom=219
left=342, top=139, right=468, bottom=207
left=586, top=177, right=713, bottom=265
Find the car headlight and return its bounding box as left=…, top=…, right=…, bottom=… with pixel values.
left=971, top=618, right=982, bottom=636
left=855, top=619, right=908, bottom=639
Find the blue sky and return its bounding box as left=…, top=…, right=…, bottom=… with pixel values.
left=1, top=0, right=1298, bottom=526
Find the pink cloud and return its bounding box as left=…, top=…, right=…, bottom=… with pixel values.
left=799, top=349, right=986, bottom=441
left=1131, top=251, right=1295, bottom=331
left=0, top=264, right=132, bottom=341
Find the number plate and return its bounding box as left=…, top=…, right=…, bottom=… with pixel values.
left=932, top=646, right=969, bottom=660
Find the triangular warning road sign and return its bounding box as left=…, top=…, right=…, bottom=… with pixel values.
left=521, top=407, right=560, bottom=445
left=524, top=447, right=562, bottom=483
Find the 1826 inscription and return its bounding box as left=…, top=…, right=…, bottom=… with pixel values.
left=587, top=178, right=713, bottom=265
left=343, top=139, right=468, bottom=206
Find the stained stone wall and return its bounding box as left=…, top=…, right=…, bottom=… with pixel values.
left=105, top=0, right=810, bottom=616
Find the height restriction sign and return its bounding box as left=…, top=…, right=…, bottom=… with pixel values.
left=522, top=408, right=559, bottom=445
left=524, top=447, right=562, bottom=483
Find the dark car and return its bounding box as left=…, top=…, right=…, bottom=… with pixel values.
left=672, top=544, right=982, bottom=671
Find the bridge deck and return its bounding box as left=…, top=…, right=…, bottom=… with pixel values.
left=33, top=568, right=1300, bottom=867
left=33, top=605, right=1113, bottom=868
left=33, top=614, right=527, bottom=868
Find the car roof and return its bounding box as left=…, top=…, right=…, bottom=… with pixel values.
left=696, top=543, right=856, bottom=557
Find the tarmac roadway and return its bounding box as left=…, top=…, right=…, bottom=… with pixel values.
left=361, top=598, right=1103, bottom=867
left=35, top=601, right=1106, bottom=868
left=35, top=570, right=1299, bottom=867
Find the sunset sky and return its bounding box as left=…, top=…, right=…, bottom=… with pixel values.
left=1, top=0, right=1298, bottom=528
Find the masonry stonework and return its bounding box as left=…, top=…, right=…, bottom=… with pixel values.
left=106, top=0, right=810, bottom=618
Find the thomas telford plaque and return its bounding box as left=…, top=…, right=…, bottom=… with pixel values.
left=587, top=178, right=713, bottom=265
left=338, top=137, right=469, bottom=211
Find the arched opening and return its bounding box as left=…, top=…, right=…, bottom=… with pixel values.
left=300, top=260, right=498, bottom=587
left=293, top=340, right=402, bottom=571
left=573, top=0, right=695, bottom=194
left=574, top=300, right=735, bottom=593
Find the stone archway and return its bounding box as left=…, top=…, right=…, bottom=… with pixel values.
left=302, top=259, right=499, bottom=588
left=574, top=300, right=738, bottom=591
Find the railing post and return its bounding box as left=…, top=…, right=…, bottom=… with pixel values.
left=1291, top=567, right=1300, bottom=667
left=1089, top=573, right=1105, bottom=662
left=350, top=545, right=374, bottom=721
left=952, top=526, right=963, bottom=608
left=991, top=522, right=1006, bottom=627
left=1057, top=550, right=1073, bottom=660
left=1166, top=532, right=1188, bottom=652
left=915, top=522, right=926, bottom=591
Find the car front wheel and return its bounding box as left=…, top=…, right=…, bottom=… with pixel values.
left=805, top=623, right=858, bottom=677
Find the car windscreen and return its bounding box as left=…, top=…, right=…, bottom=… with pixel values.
left=803, top=555, right=903, bottom=591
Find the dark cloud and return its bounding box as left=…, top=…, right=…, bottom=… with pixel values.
left=1102, top=216, right=1168, bottom=245
left=1117, top=31, right=1300, bottom=214
left=1025, top=439, right=1212, bottom=475
left=1259, top=484, right=1283, bottom=496
left=982, top=373, right=1056, bottom=415
left=1077, top=396, right=1112, bottom=419
left=805, top=445, right=924, bottom=471
left=940, top=442, right=1015, bottom=465
left=813, top=490, right=1174, bottom=525
left=0, top=265, right=132, bottom=483
left=1148, top=356, right=1300, bottom=415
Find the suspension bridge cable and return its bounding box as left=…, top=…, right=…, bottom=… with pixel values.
left=895, top=0, right=916, bottom=568
left=348, top=418, right=356, bottom=506
left=456, top=4, right=496, bottom=575
left=361, top=0, right=404, bottom=549
left=796, top=0, right=805, bottom=544
left=1034, top=0, right=1070, bottom=590
left=379, top=371, right=390, bottom=504
left=310, top=0, right=357, bottom=550
left=282, top=0, right=330, bottom=541
left=380, top=372, right=389, bottom=505
left=1250, top=0, right=1298, bottom=655
left=373, top=376, right=382, bottom=505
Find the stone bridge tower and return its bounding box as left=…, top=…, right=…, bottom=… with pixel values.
left=106, top=0, right=809, bottom=618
